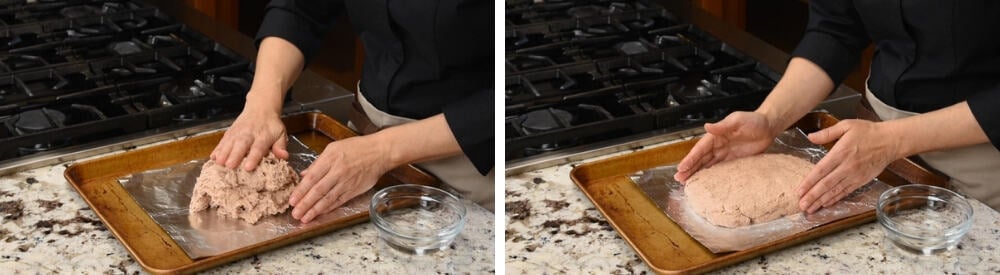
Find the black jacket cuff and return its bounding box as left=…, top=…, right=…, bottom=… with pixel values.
left=967, top=90, right=1000, bottom=152
left=442, top=88, right=494, bottom=175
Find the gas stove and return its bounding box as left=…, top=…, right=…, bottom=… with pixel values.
left=0, top=0, right=253, bottom=172
left=505, top=0, right=780, bottom=173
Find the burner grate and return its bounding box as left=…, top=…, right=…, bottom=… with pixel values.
left=0, top=0, right=253, bottom=162
left=505, top=1, right=779, bottom=161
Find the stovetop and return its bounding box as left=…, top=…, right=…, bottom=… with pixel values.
left=0, top=0, right=253, bottom=165
left=505, top=0, right=779, bottom=168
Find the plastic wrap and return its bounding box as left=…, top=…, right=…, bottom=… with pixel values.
left=118, top=136, right=370, bottom=259
left=631, top=129, right=891, bottom=253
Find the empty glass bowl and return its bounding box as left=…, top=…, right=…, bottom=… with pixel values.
left=876, top=184, right=973, bottom=255
left=370, top=184, right=467, bottom=255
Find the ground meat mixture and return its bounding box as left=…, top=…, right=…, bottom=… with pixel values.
left=684, top=153, right=814, bottom=228
left=189, top=155, right=299, bottom=224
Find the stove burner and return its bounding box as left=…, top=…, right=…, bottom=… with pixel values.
left=17, top=141, right=69, bottom=156
left=60, top=6, right=100, bottom=18
left=566, top=5, right=603, bottom=18
left=109, top=41, right=143, bottom=55
left=174, top=112, right=205, bottom=122
left=14, top=109, right=66, bottom=134
left=119, top=17, right=149, bottom=29
left=682, top=109, right=728, bottom=123
left=625, top=18, right=656, bottom=30
left=616, top=41, right=649, bottom=55
left=519, top=109, right=573, bottom=135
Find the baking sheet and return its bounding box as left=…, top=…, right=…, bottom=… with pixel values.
left=631, top=129, right=891, bottom=253
left=118, top=135, right=369, bottom=259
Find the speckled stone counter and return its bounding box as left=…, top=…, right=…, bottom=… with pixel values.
left=505, top=139, right=1000, bottom=274
left=0, top=139, right=494, bottom=274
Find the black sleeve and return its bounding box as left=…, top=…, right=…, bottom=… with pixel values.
left=442, top=87, right=494, bottom=175
left=790, top=0, right=871, bottom=85
left=254, top=0, right=344, bottom=61
left=966, top=90, right=1000, bottom=152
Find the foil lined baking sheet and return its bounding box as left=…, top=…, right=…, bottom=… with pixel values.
left=631, top=129, right=891, bottom=253
left=118, top=136, right=370, bottom=259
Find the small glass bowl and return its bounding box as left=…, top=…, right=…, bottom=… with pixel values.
left=876, top=184, right=973, bottom=255
left=369, top=184, right=467, bottom=255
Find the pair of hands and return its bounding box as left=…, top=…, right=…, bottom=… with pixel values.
left=673, top=111, right=902, bottom=214
left=210, top=108, right=392, bottom=223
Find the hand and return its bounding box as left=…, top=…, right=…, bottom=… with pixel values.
left=289, top=136, right=393, bottom=223
left=674, top=111, right=780, bottom=182
left=210, top=106, right=289, bottom=171
left=798, top=119, right=902, bottom=213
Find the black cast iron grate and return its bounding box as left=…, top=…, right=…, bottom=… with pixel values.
left=505, top=0, right=779, bottom=160
left=0, top=0, right=253, bottom=161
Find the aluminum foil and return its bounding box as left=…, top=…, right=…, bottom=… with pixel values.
left=118, top=136, right=370, bottom=259
left=631, top=129, right=891, bottom=253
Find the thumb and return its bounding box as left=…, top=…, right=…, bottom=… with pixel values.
left=704, top=118, right=738, bottom=135
left=272, top=134, right=289, bottom=159
left=808, top=122, right=849, bottom=145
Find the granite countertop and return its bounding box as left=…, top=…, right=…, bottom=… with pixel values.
left=0, top=134, right=494, bottom=274
left=505, top=138, right=1000, bottom=274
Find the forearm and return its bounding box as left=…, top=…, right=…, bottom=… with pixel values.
left=884, top=101, right=990, bottom=158
left=371, top=114, right=463, bottom=168
left=755, top=57, right=836, bottom=135
left=245, top=37, right=307, bottom=115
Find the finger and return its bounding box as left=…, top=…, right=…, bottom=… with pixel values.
left=704, top=115, right=740, bottom=135
left=805, top=171, right=849, bottom=213
left=678, top=133, right=716, bottom=173
left=796, top=151, right=840, bottom=197
left=324, top=194, right=349, bottom=213
left=224, top=137, right=252, bottom=169
left=212, top=135, right=235, bottom=164
left=292, top=169, right=337, bottom=219
left=321, top=187, right=362, bottom=218
left=302, top=175, right=349, bottom=223
left=301, top=188, right=344, bottom=223
left=808, top=121, right=850, bottom=145
left=290, top=161, right=331, bottom=207
left=796, top=157, right=840, bottom=211
left=242, top=140, right=272, bottom=171
left=823, top=183, right=852, bottom=208
left=702, top=149, right=722, bottom=168
left=676, top=140, right=717, bottom=182
left=272, top=134, right=289, bottom=160
left=676, top=143, right=725, bottom=183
